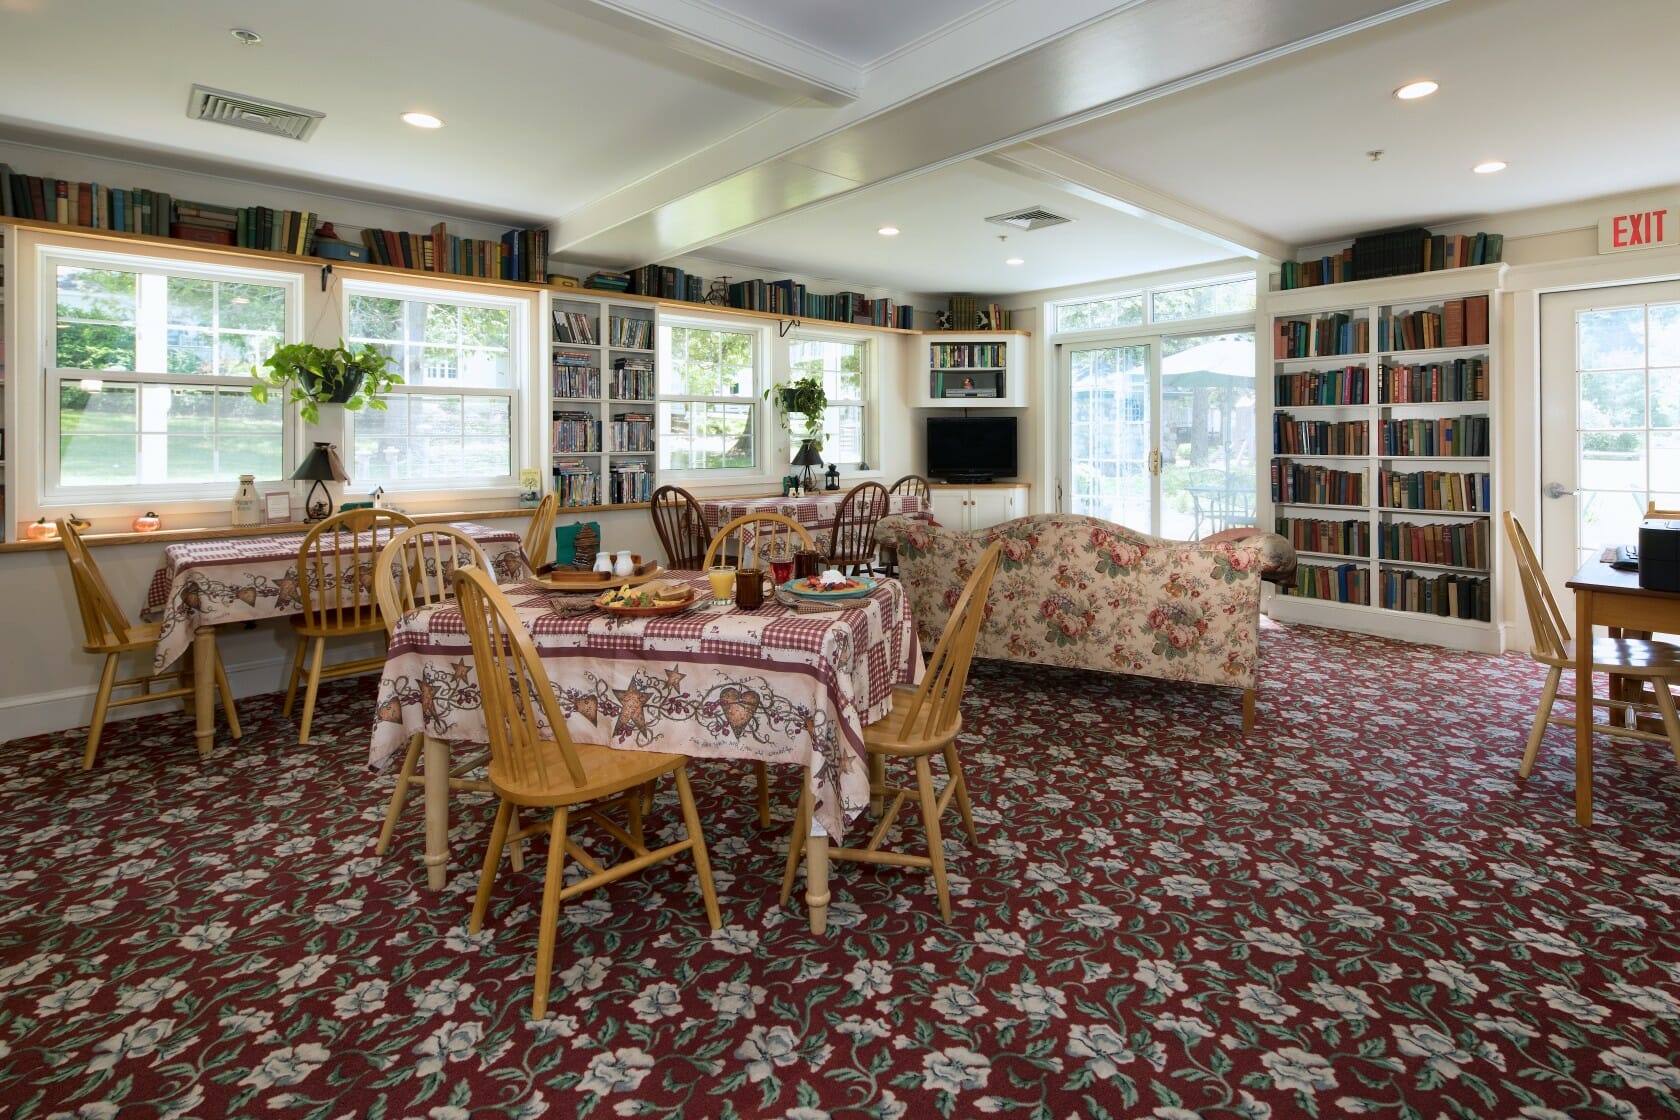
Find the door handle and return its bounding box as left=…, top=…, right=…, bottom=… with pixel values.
left=1545, top=482, right=1575, bottom=499
left=1148, top=449, right=1161, bottom=475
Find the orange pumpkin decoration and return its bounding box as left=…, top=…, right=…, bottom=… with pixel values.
left=132, top=511, right=162, bottom=533
left=25, top=518, right=59, bottom=541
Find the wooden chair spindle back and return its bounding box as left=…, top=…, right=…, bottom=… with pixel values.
left=1503, top=512, right=1570, bottom=660
left=297, top=509, right=415, bottom=631
left=650, top=485, right=710, bottom=569
left=828, top=481, right=890, bottom=569
left=523, top=493, right=558, bottom=571
left=703, top=512, right=813, bottom=571
left=375, top=525, right=491, bottom=638
left=889, top=474, right=932, bottom=503
left=894, top=542, right=1003, bottom=746
left=453, top=567, right=589, bottom=789
left=58, top=520, right=132, bottom=649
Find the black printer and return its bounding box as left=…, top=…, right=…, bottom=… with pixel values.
left=1639, top=517, right=1680, bottom=592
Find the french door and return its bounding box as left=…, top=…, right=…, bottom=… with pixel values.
left=1538, top=281, right=1680, bottom=588
left=1062, top=331, right=1256, bottom=539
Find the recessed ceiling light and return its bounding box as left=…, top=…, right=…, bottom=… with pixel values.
left=1472, top=160, right=1507, bottom=175
left=877, top=226, right=900, bottom=237
left=1005, top=257, right=1025, bottom=266
left=230, top=28, right=262, bottom=46
left=401, top=112, right=444, bottom=129
left=1394, top=80, right=1438, bottom=100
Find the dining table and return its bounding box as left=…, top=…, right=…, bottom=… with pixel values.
left=142, top=520, right=529, bottom=757
left=698, top=491, right=927, bottom=550
left=368, top=569, right=923, bottom=933
left=1564, top=556, right=1680, bottom=826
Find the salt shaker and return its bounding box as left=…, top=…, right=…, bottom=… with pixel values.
left=593, top=551, right=614, bottom=574
left=614, top=549, right=635, bottom=577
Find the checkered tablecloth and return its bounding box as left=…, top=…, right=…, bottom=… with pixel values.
left=369, top=571, right=922, bottom=838
left=142, top=522, right=528, bottom=671
left=699, top=493, right=926, bottom=549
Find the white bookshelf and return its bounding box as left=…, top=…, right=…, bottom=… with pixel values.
left=548, top=292, right=657, bottom=508
left=1261, top=264, right=1507, bottom=652
left=912, top=331, right=1027, bottom=407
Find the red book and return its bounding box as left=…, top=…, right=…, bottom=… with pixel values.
left=171, top=223, right=236, bottom=246
left=382, top=229, right=403, bottom=268
left=1464, top=295, right=1489, bottom=346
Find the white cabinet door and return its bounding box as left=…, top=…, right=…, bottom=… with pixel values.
left=931, top=488, right=971, bottom=527
left=968, top=487, right=1022, bottom=529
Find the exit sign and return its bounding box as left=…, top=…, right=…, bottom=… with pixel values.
left=1599, top=206, right=1676, bottom=253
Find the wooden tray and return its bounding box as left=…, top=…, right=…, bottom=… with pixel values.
left=536, top=556, right=663, bottom=590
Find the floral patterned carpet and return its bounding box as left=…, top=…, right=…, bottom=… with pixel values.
left=2, top=621, right=1679, bottom=1120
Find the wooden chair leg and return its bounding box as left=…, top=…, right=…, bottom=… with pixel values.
left=916, top=756, right=951, bottom=921
left=296, top=637, right=326, bottom=744
left=83, top=653, right=120, bottom=770
left=531, top=809, right=571, bottom=1020
left=1241, top=689, right=1257, bottom=734
left=779, top=782, right=813, bottom=906
left=469, top=800, right=513, bottom=934
left=673, top=767, right=722, bottom=930
left=213, top=647, right=242, bottom=740
left=944, top=744, right=977, bottom=843
left=755, top=761, right=772, bottom=828
left=282, top=635, right=307, bottom=717
left=375, top=733, right=424, bottom=857
left=1653, top=679, right=1680, bottom=770
left=1520, top=666, right=1562, bottom=778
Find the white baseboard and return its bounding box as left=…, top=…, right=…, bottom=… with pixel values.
left=0, top=656, right=290, bottom=744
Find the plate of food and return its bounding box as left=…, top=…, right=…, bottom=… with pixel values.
left=780, top=570, right=877, bottom=599
left=596, top=580, right=700, bottom=616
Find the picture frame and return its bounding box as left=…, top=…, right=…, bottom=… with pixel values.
left=263, top=491, right=292, bottom=524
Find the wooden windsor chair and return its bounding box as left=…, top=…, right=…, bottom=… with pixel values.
left=58, top=519, right=241, bottom=768
left=453, top=567, right=721, bottom=1019
left=283, top=508, right=416, bottom=743
left=649, top=484, right=710, bottom=570
left=880, top=475, right=933, bottom=578
left=1503, top=513, right=1680, bottom=790
left=522, top=492, right=558, bottom=571
left=782, top=541, right=1003, bottom=920
left=826, top=481, right=890, bottom=576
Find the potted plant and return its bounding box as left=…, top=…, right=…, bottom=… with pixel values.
left=250, top=340, right=404, bottom=424
left=765, top=374, right=827, bottom=452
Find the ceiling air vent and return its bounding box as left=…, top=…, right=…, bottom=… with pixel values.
left=985, top=206, right=1072, bottom=232
left=187, top=85, right=325, bottom=141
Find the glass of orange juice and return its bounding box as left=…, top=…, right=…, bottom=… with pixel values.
left=706, top=565, right=736, bottom=604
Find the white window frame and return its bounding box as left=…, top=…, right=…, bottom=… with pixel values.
left=657, top=315, right=772, bottom=483
left=41, top=245, right=302, bottom=507
left=341, top=278, right=527, bottom=494
left=787, top=330, right=873, bottom=471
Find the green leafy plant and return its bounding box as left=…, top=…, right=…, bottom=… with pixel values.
left=250, top=340, right=403, bottom=424
left=764, top=374, right=827, bottom=450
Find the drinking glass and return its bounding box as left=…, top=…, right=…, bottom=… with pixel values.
left=706, top=565, right=736, bottom=604
left=770, top=558, right=794, bottom=587
left=735, top=567, right=765, bottom=609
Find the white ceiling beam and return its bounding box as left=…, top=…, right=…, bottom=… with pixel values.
left=560, top=0, right=861, bottom=104
left=981, top=142, right=1293, bottom=264
left=554, top=0, right=1450, bottom=264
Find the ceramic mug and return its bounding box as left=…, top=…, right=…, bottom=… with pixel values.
left=735, top=567, right=765, bottom=609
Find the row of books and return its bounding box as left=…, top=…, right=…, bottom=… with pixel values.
left=357, top=223, right=547, bottom=283
left=1378, top=295, right=1490, bottom=352
left=553, top=311, right=597, bottom=344
left=167, top=200, right=322, bottom=255
left=1283, top=562, right=1370, bottom=605
left=1, top=164, right=172, bottom=236
left=930, top=342, right=1007, bottom=369
left=551, top=357, right=600, bottom=399
left=607, top=459, right=653, bottom=504
left=551, top=413, right=600, bottom=453
left=1271, top=462, right=1366, bottom=506
left=727, top=278, right=915, bottom=328
left=1376, top=469, right=1492, bottom=513
left=1273, top=415, right=1368, bottom=456
left=1378, top=520, right=1491, bottom=571
left=551, top=461, right=599, bottom=507
left=1277, top=230, right=1504, bottom=290
left=608, top=316, right=653, bottom=349
left=1378, top=415, right=1490, bottom=457
left=623, top=265, right=703, bottom=304
left=610, top=413, right=654, bottom=452
left=1275, top=517, right=1370, bottom=558
left=1273, top=366, right=1369, bottom=406
left=1379, top=569, right=1491, bottom=621
left=1275, top=314, right=1370, bottom=359
left=1379, top=359, right=1488, bottom=404
left=610, top=364, right=655, bottom=400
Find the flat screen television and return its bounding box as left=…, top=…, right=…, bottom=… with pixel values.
left=926, top=415, right=1017, bottom=483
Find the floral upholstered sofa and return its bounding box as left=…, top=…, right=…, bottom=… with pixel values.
left=877, top=513, right=1265, bottom=730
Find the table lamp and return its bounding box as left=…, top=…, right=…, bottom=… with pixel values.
left=793, top=439, right=824, bottom=492
left=293, top=441, right=349, bottom=522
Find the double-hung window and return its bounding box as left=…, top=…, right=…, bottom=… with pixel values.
left=788, top=335, right=868, bottom=467
left=658, top=321, right=759, bottom=473
left=345, top=283, right=521, bottom=489
left=45, top=249, right=294, bottom=502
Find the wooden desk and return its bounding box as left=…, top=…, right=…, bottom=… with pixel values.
left=1564, top=559, right=1680, bottom=825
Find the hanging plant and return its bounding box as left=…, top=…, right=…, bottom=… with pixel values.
left=250, top=340, right=404, bottom=424
left=764, top=375, right=827, bottom=451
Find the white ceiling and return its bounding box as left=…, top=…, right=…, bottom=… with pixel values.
left=1, top=0, right=1675, bottom=297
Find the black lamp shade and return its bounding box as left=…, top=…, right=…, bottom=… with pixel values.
left=792, top=439, right=823, bottom=490
left=292, top=442, right=349, bottom=521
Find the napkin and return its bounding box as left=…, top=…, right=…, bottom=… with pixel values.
left=774, top=588, right=860, bottom=613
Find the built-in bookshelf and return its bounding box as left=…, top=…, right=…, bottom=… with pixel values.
left=1278, top=229, right=1504, bottom=290
left=915, top=331, right=1027, bottom=407
left=1262, top=264, right=1506, bottom=652
left=549, top=293, right=658, bottom=507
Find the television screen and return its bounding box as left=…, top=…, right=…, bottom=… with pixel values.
left=926, top=416, right=1017, bottom=482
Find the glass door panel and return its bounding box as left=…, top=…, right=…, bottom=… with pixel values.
left=1160, top=331, right=1257, bottom=541
left=1066, top=342, right=1154, bottom=532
